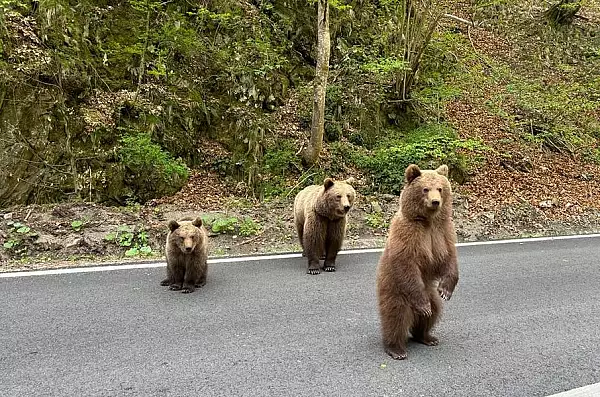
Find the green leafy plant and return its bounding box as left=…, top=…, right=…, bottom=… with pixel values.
left=211, top=217, right=239, bottom=234
left=0, top=0, right=26, bottom=14
left=124, top=245, right=152, bottom=257
left=16, top=225, right=31, bottom=234
left=118, top=131, right=189, bottom=202
left=355, top=124, right=488, bottom=194
left=104, top=225, right=153, bottom=256
left=6, top=221, right=37, bottom=236
left=362, top=57, right=409, bottom=76
left=365, top=212, right=388, bottom=229
left=2, top=221, right=37, bottom=254
left=71, top=220, right=84, bottom=232
left=262, top=140, right=302, bottom=177
left=3, top=239, right=19, bottom=249
left=239, top=218, right=262, bottom=237
left=213, top=247, right=227, bottom=256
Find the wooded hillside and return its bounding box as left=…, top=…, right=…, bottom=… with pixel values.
left=1, top=0, right=599, bottom=211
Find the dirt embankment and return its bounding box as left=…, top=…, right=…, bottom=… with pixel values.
left=2, top=171, right=600, bottom=272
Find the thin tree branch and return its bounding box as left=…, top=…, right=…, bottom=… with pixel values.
left=443, top=13, right=475, bottom=27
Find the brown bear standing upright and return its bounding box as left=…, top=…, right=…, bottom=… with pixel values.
left=376, top=164, right=459, bottom=360
left=294, top=177, right=356, bottom=275
left=160, top=217, right=208, bottom=293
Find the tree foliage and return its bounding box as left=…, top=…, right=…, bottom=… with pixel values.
left=544, top=0, right=582, bottom=26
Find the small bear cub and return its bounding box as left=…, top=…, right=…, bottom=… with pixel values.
left=160, top=217, right=208, bottom=293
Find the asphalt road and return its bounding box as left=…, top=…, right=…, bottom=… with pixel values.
left=1, top=236, right=600, bottom=397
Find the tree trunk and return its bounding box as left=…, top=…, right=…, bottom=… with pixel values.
left=544, top=0, right=581, bottom=25
left=302, top=0, right=330, bottom=167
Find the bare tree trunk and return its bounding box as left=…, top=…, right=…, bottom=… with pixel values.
left=302, top=0, right=330, bottom=166
left=404, top=13, right=442, bottom=97
left=544, top=0, right=582, bottom=25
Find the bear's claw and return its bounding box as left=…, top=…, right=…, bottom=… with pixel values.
left=416, top=305, right=433, bottom=317
left=385, top=347, right=407, bottom=360
left=438, top=288, right=452, bottom=301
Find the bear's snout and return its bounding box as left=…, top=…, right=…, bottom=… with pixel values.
left=431, top=199, right=440, bottom=208
left=181, top=237, right=196, bottom=253
left=344, top=205, right=351, bottom=213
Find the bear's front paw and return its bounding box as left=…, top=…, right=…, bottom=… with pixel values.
left=181, top=286, right=195, bottom=294
left=438, top=276, right=457, bottom=301
left=307, top=267, right=321, bottom=275
left=169, top=284, right=182, bottom=291
left=438, top=278, right=456, bottom=301
left=160, top=278, right=170, bottom=286
left=438, top=287, right=452, bottom=301
left=323, top=264, right=336, bottom=272
left=415, top=302, right=432, bottom=317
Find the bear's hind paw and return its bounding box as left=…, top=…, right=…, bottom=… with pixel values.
left=413, top=335, right=439, bottom=346
left=385, top=346, right=407, bottom=360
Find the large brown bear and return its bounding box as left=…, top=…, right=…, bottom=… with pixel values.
left=294, top=177, right=356, bottom=275
left=160, top=217, right=208, bottom=293
left=376, top=164, right=459, bottom=360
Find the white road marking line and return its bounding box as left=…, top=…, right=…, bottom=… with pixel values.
left=0, top=262, right=166, bottom=277
left=546, top=382, right=600, bottom=397
left=1, top=233, right=599, bottom=278
left=456, top=233, right=600, bottom=247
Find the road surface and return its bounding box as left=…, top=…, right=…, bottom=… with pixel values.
left=1, top=235, right=600, bottom=396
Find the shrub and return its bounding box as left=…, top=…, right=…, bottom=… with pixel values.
left=208, top=216, right=238, bottom=234
left=239, top=218, right=262, bottom=237
left=262, top=140, right=301, bottom=177
left=118, top=131, right=189, bottom=202
left=357, top=124, right=488, bottom=194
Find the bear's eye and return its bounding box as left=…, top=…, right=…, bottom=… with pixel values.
left=438, top=188, right=443, bottom=192
left=423, top=188, right=429, bottom=193
left=337, top=194, right=342, bottom=199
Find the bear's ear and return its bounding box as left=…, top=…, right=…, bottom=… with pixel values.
left=405, top=164, right=421, bottom=183
left=192, top=217, right=203, bottom=227
left=323, top=178, right=335, bottom=190
left=435, top=164, right=449, bottom=177
left=168, top=220, right=180, bottom=232
left=344, top=177, right=356, bottom=185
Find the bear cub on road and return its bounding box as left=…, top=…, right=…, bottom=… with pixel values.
left=294, top=177, right=356, bottom=275
left=161, top=217, right=208, bottom=293
left=376, top=164, right=459, bottom=360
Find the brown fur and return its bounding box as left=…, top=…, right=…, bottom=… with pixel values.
left=376, top=164, right=459, bottom=360
left=160, top=217, right=208, bottom=293
left=294, top=177, right=356, bottom=274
